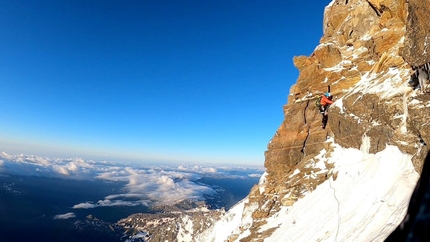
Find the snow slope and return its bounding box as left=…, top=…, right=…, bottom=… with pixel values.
left=195, top=197, right=247, bottom=242
left=202, top=137, right=419, bottom=242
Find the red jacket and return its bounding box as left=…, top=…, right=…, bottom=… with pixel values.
left=320, top=95, right=334, bottom=106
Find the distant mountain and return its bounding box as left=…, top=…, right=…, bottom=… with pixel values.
left=118, top=0, right=430, bottom=241
left=117, top=202, right=222, bottom=242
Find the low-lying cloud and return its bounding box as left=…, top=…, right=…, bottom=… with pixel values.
left=0, top=152, right=264, bottom=209
left=73, top=199, right=148, bottom=209
left=0, top=152, right=95, bottom=179
left=53, top=212, right=76, bottom=220
left=92, top=166, right=217, bottom=206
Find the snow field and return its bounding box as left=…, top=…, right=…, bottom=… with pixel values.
left=264, top=144, right=418, bottom=242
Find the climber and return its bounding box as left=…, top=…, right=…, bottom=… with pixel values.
left=320, top=92, right=334, bottom=129
left=408, top=66, right=420, bottom=90
left=417, top=65, right=429, bottom=93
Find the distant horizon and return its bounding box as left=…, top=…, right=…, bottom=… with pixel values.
left=0, top=0, right=331, bottom=166
left=0, top=145, right=266, bottom=167
left=0, top=150, right=266, bottom=172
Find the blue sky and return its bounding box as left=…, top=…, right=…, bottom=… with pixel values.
left=0, top=0, right=330, bottom=166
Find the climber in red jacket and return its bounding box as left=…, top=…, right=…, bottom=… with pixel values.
left=320, top=92, right=334, bottom=129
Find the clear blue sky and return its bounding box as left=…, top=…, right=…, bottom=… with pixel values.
left=0, top=0, right=330, bottom=166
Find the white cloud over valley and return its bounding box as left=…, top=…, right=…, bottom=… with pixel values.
left=53, top=212, right=76, bottom=220
left=73, top=199, right=149, bottom=209
left=93, top=166, right=217, bottom=206
left=0, top=152, right=264, bottom=209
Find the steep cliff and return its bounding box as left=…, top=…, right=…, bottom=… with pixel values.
left=197, top=0, right=430, bottom=241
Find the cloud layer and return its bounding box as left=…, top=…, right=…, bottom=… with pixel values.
left=73, top=199, right=148, bottom=209
left=53, top=212, right=76, bottom=220
left=0, top=152, right=264, bottom=209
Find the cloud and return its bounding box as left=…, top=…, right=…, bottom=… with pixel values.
left=0, top=152, right=98, bottom=179
left=73, top=199, right=148, bottom=209
left=104, top=193, right=144, bottom=200
left=53, top=165, right=70, bottom=175
left=1, top=152, right=213, bottom=207
left=177, top=164, right=217, bottom=173
left=93, top=167, right=217, bottom=206
left=72, top=202, right=96, bottom=209
left=53, top=212, right=76, bottom=220
left=130, top=175, right=215, bottom=204
left=0, top=152, right=264, bottom=208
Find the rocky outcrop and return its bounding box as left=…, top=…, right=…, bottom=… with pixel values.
left=231, top=0, right=430, bottom=241
left=122, top=1, right=430, bottom=241
left=117, top=204, right=223, bottom=242
left=401, top=0, right=430, bottom=66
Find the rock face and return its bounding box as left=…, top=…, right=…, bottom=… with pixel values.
left=118, top=208, right=222, bottom=242
left=219, top=0, right=430, bottom=241
left=402, top=0, right=430, bottom=66
left=120, top=1, right=430, bottom=241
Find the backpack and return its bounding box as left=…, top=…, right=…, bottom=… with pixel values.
left=315, top=96, right=322, bottom=108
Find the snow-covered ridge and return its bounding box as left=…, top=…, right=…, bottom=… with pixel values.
left=200, top=140, right=418, bottom=242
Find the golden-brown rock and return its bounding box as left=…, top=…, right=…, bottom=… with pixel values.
left=401, top=0, right=430, bottom=66
left=236, top=1, right=430, bottom=241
